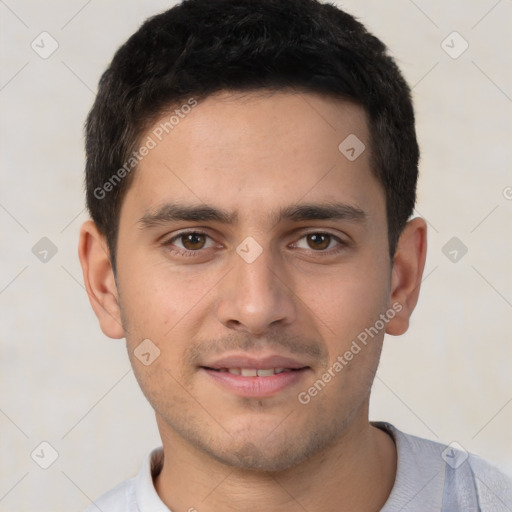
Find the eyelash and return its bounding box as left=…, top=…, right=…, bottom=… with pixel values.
left=163, top=230, right=348, bottom=258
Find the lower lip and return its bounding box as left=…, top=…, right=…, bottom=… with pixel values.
left=202, top=368, right=308, bottom=398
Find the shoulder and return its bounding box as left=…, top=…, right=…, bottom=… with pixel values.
left=374, top=422, right=512, bottom=511
left=454, top=452, right=512, bottom=510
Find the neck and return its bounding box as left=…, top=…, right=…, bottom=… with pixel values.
left=154, top=416, right=397, bottom=512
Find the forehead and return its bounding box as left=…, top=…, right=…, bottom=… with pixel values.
left=121, top=91, right=383, bottom=227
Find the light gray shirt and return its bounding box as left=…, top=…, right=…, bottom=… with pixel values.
left=85, top=422, right=512, bottom=511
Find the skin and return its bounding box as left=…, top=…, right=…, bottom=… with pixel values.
left=79, top=90, right=427, bottom=512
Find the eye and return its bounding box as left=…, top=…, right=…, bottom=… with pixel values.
left=166, top=231, right=215, bottom=253
left=294, top=232, right=343, bottom=251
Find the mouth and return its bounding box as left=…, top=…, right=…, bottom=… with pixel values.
left=199, top=354, right=311, bottom=398
left=202, top=367, right=303, bottom=376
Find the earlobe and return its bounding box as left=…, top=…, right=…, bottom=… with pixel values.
left=386, top=217, right=427, bottom=336
left=78, top=220, right=125, bottom=339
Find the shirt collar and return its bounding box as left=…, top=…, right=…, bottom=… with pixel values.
left=373, top=421, right=445, bottom=511
left=135, top=447, right=170, bottom=511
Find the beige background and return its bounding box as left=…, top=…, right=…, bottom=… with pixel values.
left=1, top=1, right=511, bottom=510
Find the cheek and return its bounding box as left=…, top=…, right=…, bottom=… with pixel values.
left=118, top=258, right=204, bottom=333
left=118, top=259, right=220, bottom=382
left=119, top=267, right=200, bottom=408
left=302, top=264, right=389, bottom=395
left=296, top=258, right=390, bottom=341
left=128, top=349, right=194, bottom=426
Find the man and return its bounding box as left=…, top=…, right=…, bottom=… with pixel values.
left=78, top=0, right=512, bottom=510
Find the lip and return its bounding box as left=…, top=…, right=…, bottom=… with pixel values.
left=201, top=354, right=309, bottom=371
left=202, top=367, right=309, bottom=398
left=200, top=353, right=311, bottom=398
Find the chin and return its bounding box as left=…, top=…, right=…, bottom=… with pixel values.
left=219, top=443, right=306, bottom=473
left=197, top=427, right=333, bottom=473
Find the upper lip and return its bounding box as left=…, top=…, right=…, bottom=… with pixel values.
left=201, top=353, right=310, bottom=370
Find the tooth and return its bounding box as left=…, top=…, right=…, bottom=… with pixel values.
left=241, top=368, right=258, bottom=377
left=274, top=368, right=285, bottom=374
left=228, top=368, right=241, bottom=375
left=256, top=368, right=275, bottom=377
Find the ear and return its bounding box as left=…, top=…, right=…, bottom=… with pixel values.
left=78, top=220, right=125, bottom=339
left=386, top=217, right=427, bottom=336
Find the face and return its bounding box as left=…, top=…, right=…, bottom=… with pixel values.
left=114, top=91, right=395, bottom=471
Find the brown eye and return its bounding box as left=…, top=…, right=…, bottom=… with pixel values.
left=306, top=233, right=331, bottom=250
left=164, top=231, right=217, bottom=257
left=293, top=232, right=345, bottom=254
left=180, top=232, right=207, bottom=250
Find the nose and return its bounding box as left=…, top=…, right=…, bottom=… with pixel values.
left=216, top=244, right=297, bottom=335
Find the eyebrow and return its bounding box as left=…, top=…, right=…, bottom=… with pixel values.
left=138, top=201, right=367, bottom=228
